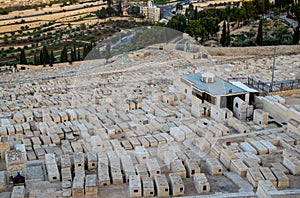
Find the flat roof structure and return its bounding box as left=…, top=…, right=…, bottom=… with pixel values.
left=182, top=73, right=247, bottom=95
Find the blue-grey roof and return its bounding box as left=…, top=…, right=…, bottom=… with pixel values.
left=182, top=73, right=247, bottom=95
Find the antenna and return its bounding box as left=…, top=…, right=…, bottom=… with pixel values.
left=270, top=48, right=276, bottom=92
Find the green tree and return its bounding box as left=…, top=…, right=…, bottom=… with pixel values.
left=71, top=48, right=75, bottom=62
left=186, top=20, right=207, bottom=42
left=106, top=6, right=116, bottom=16
left=50, top=50, right=55, bottom=66
left=166, top=15, right=187, bottom=32
left=293, top=26, right=300, bottom=44
left=34, top=53, right=38, bottom=65
left=83, top=45, right=88, bottom=59
left=60, top=46, right=68, bottom=63
left=19, top=49, right=27, bottom=64
left=274, top=24, right=293, bottom=45
left=225, top=20, right=231, bottom=46
left=77, top=48, right=81, bottom=61
left=73, top=46, right=77, bottom=61
left=256, top=19, right=263, bottom=45
left=291, top=0, right=300, bottom=23
left=117, top=0, right=122, bottom=16
left=200, top=17, right=219, bottom=40
left=41, top=45, right=50, bottom=66
left=185, top=3, right=195, bottom=21
left=220, top=20, right=227, bottom=46
left=242, top=2, right=259, bottom=22
left=96, top=8, right=107, bottom=19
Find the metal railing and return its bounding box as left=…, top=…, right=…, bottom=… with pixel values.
left=228, top=77, right=300, bottom=93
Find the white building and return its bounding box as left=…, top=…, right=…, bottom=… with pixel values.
left=140, top=0, right=160, bottom=22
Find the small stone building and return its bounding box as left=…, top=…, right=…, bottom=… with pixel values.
left=129, top=175, right=142, bottom=197
left=5, top=150, right=26, bottom=180
left=193, top=173, right=210, bottom=194
left=141, top=176, right=154, bottom=197
left=154, top=174, right=169, bottom=197
left=168, top=173, right=184, bottom=196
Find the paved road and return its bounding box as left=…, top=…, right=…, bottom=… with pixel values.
left=280, top=14, right=298, bottom=28
left=161, top=0, right=189, bottom=19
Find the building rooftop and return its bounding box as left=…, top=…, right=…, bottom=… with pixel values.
left=182, top=73, right=247, bottom=95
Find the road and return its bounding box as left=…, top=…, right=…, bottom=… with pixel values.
left=161, top=0, right=189, bottom=20
left=280, top=15, right=298, bottom=28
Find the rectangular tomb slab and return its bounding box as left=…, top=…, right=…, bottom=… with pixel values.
left=129, top=175, right=142, bottom=197
left=146, top=158, right=161, bottom=178
left=271, top=168, right=289, bottom=188
left=283, top=155, right=300, bottom=175
left=85, top=175, right=97, bottom=197
left=230, top=159, right=248, bottom=177
left=142, top=176, right=155, bottom=197
left=246, top=167, right=265, bottom=187
left=168, top=173, right=184, bottom=197
left=206, top=158, right=223, bottom=176
left=154, top=174, right=169, bottom=197
left=11, top=185, right=25, bottom=198
left=260, top=167, right=277, bottom=187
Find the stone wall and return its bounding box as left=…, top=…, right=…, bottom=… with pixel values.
left=205, top=45, right=300, bottom=57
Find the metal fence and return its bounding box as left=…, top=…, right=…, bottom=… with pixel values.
left=228, top=77, right=300, bottom=93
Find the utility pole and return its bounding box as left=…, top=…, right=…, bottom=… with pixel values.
left=270, top=47, right=276, bottom=92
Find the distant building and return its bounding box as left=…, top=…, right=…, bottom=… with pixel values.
left=140, top=0, right=160, bottom=22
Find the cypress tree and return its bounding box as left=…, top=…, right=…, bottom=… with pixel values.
left=49, top=50, right=54, bottom=66
left=51, top=50, right=55, bottom=63
left=83, top=45, right=88, bottom=59
left=225, top=20, right=231, bottom=46
left=34, top=53, right=37, bottom=65
left=220, top=21, right=227, bottom=47
left=19, top=49, right=27, bottom=64
left=60, top=46, right=68, bottom=63
left=89, top=42, right=93, bottom=51
left=39, top=50, right=43, bottom=65
left=256, top=19, right=263, bottom=46
left=293, top=26, right=300, bottom=44
left=71, top=48, right=75, bottom=63
left=77, top=48, right=80, bottom=61
left=42, top=45, right=50, bottom=66
left=73, top=46, right=77, bottom=61
left=117, top=0, right=122, bottom=16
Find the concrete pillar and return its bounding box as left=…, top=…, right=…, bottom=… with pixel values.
left=245, top=93, right=250, bottom=105
left=216, top=96, right=221, bottom=107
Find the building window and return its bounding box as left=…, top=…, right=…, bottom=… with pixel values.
left=134, top=189, right=138, bottom=193
left=185, top=89, right=187, bottom=93
left=165, top=188, right=168, bottom=192
left=203, top=185, right=207, bottom=191
left=180, top=187, right=183, bottom=192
